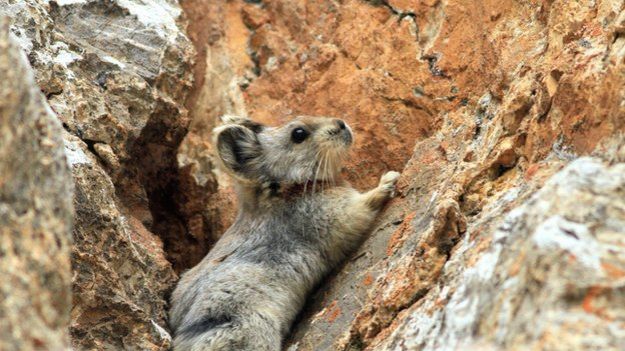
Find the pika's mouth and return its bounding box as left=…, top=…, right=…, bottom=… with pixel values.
left=342, top=128, right=353, bottom=145
left=308, top=119, right=353, bottom=183
left=327, top=122, right=353, bottom=147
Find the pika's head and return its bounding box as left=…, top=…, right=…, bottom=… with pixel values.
left=213, top=115, right=353, bottom=185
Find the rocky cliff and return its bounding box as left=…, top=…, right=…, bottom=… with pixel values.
left=1, top=0, right=192, bottom=349
left=1, top=0, right=625, bottom=350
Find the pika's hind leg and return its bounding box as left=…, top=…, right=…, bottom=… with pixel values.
left=173, top=323, right=280, bottom=351
left=363, top=171, right=400, bottom=210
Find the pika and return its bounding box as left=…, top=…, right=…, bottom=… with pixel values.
left=169, top=115, right=399, bottom=350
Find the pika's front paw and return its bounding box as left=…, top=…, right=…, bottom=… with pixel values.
left=379, top=171, right=400, bottom=197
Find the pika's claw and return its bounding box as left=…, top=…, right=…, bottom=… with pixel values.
left=379, top=171, right=400, bottom=197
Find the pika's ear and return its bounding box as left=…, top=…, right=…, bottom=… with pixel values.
left=218, top=115, right=265, bottom=133
left=213, top=124, right=262, bottom=180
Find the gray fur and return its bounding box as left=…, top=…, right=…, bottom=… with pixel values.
left=169, top=116, right=399, bottom=351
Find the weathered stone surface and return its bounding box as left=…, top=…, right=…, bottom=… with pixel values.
left=68, top=133, right=176, bottom=350
left=174, top=0, right=248, bottom=269
left=1, top=0, right=194, bottom=349
left=180, top=1, right=625, bottom=350
left=0, top=21, right=73, bottom=351
left=372, top=157, right=625, bottom=350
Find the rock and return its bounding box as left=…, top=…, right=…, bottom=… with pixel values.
left=2, top=0, right=196, bottom=267
left=68, top=133, right=176, bottom=350
left=175, top=0, right=249, bottom=269
left=0, top=21, right=73, bottom=351
left=1, top=0, right=194, bottom=349
left=374, top=158, right=625, bottom=350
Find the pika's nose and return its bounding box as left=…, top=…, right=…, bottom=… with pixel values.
left=335, top=119, right=346, bottom=130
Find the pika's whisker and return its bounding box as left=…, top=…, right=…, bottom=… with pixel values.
left=323, top=151, right=330, bottom=192
left=312, top=152, right=323, bottom=195
left=307, top=149, right=321, bottom=194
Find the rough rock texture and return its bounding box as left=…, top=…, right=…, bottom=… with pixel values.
left=179, top=1, right=625, bottom=350
left=373, top=157, right=625, bottom=350
left=0, top=22, right=73, bottom=351
left=68, top=132, right=177, bottom=350
left=1, top=0, right=193, bottom=349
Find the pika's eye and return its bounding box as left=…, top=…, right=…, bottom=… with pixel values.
left=291, top=127, right=309, bottom=144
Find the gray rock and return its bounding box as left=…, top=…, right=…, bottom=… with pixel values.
left=68, top=132, right=176, bottom=350
left=0, top=20, right=73, bottom=351
left=378, top=157, right=625, bottom=350
left=0, top=0, right=194, bottom=349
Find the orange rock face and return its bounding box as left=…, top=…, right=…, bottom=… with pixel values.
left=180, top=0, right=624, bottom=225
